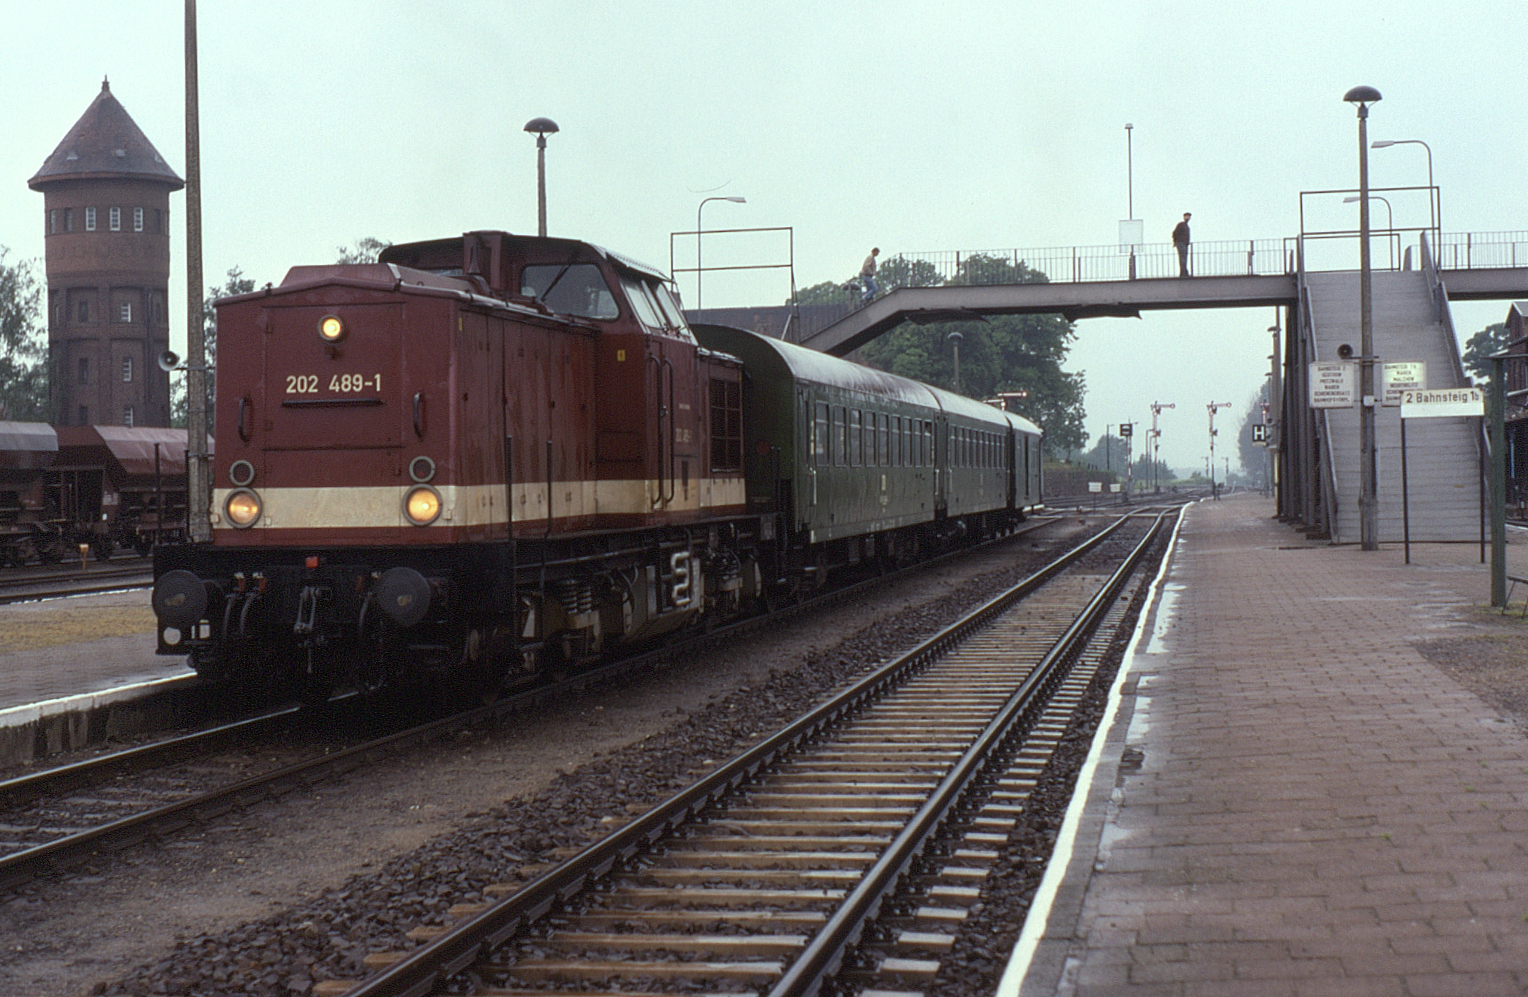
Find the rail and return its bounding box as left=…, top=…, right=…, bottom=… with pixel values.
left=344, top=517, right=1144, bottom=997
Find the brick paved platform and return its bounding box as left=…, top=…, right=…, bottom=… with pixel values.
left=1007, top=494, right=1528, bottom=996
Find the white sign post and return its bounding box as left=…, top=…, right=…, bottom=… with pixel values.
left=1381, top=361, right=1426, bottom=407
left=1309, top=361, right=1358, bottom=409
left=1396, top=386, right=1486, bottom=563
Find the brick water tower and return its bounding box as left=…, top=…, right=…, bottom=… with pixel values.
left=28, top=79, right=184, bottom=428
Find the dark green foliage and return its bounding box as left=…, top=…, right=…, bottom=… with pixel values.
left=0, top=248, right=49, bottom=422
left=1462, top=322, right=1510, bottom=384
left=172, top=267, right=256, bottom=429
left=336, top=237, right=393, bottom=265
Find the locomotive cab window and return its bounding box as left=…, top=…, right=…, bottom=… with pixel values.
left=520, top=263, right=618, bottom=319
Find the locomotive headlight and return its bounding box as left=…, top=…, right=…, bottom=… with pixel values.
left=404, top=485, right=442, bottom=526
left=225, top=488, right=262, bottom=528
left=318, top=314, right=346, bottom=343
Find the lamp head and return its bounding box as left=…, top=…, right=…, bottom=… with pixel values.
left=523, top=117, right=559, bottom=136
left=1343, top=85, right=1382, bottom=108
left=1371, top=139, right=1397, bottom=148
left=725, top=196, right=746, bottom=203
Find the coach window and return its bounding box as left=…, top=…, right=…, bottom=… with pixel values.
left=832, top=406, right=846, bottom=466
left=849, top=410, right=862, bottom=466
left=814, top=402, right=829, bottom=466
left=878, top=413, right=890, bottom=466
left=520, top=264, right=619, bottom=319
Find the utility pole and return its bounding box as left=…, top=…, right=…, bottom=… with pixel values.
left=1207, top=401, right=1231, bottom=500
left=184, top=0, right=209, bottom=542
left=1150, top=402, right=1174, bottom=494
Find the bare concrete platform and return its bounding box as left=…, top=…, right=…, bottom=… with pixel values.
left=1006, top=495, right=1528, bottom=996
left=0, top=590, right=197, bottom=768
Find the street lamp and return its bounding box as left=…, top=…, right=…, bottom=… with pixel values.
left=523, top=117, right=559, bottom=238
left=696, top=195, right=746, bottom=311
left=1372, top=138, right=1437, bottom=252
left=1344, top=194, right=1395, bottom=268
left=1344, top=84, right=1381, bottom=550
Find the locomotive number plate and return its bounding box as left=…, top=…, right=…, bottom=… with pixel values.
left=285, top=373, right=383, bottom=394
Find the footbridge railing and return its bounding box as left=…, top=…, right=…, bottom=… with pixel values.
left=880, top=238, right=1295, bottom=289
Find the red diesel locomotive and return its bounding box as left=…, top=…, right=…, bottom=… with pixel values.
left=152, top=230, right=1041, bottom=703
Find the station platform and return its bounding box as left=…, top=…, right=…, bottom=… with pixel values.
left=0, top=589, right=195, bottom=766
left=1006, top=494, right=1528, bottom=995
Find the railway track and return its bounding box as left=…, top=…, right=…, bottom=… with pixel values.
left=0, top=561, right=153, bottom=603
left=323, top=508, right=1175, bottom=997
left=0, top=516, right=1071, bottom=894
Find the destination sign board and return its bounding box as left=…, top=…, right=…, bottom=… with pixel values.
left=1381, top=361, right=1426, bottom=406
left=1309, top=361, right=1357, bottom=409
left=1399, top=387, right=1484, bottom=419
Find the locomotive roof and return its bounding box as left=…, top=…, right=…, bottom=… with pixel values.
left=378, top=233, right=671, bottom=283
left=0, top=421, right=58, bottom=470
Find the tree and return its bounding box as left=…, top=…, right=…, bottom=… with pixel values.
left=336, top=237, right=392, bottom=265
left=1236, top=386, right=1272, bottom=491
left=172, top=267, right=256, bottom=429
left=1462, top=322, right=1510, bottom=384
left=0, top=247, right=49, bottom=422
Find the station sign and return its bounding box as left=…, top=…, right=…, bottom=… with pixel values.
left=1399, top=387, right=1484, bottom=419
left=1309, top=361, right=1357, bottom=409
left=1088, top=481, right=1102, bottom=493
left=1251, top=424, right=1268, bottom=444
left=1381, top=361, right=1426, bottom=406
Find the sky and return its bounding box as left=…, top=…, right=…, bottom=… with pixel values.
left=2, top=1, right=1524, bottom=473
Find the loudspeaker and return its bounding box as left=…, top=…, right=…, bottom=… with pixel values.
left=157, top=350, right=181, bottom=372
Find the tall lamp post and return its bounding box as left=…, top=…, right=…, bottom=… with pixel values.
left=696, top=195, right=746, bottom=310
left=1372, top=138, right=1436, bottom=252
left=1345, top=85, right=1382, bottom=550
left=1207, top=401, right=1231, bottom=499
left=1150, top=401, right=1174, bottom=493
left=523, top=117, right=559, bottom=238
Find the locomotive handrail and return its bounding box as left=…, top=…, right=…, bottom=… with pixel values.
left=237, top=397, right=251, bottom=442
left=664, top=357, right=676, bottom=505
left=281, top=397, right=383, bottom=408
left=412, top=392, right=425, bottom=439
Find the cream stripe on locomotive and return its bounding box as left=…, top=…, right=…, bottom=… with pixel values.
left=212, top=478, right=747, bottom=531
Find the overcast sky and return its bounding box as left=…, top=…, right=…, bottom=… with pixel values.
left=3, top=1, right=1523, bottom=472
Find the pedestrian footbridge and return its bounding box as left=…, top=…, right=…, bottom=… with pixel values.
left=734, top=229, right=1528, bottom=544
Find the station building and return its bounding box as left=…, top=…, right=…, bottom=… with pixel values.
left=28, top=79, right=184, bottom=429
